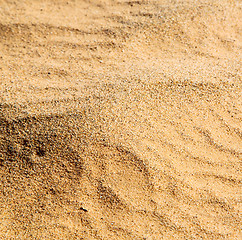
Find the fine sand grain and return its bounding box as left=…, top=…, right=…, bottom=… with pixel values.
left=0, top=0, right=241, bottom=239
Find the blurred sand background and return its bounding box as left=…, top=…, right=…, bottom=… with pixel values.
left=0, top=0, right=241, bottom=239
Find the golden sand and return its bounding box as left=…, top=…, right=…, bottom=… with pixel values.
left=0, top=0, right=241, bottom=239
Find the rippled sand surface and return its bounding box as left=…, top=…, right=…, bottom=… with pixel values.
left=0, top=0, right=241, bottom=239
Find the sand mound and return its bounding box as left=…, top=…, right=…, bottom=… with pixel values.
left=0, top=0, right=241, bottom=239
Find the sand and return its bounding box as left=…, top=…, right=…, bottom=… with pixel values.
left=0, top=0, right=241, bottom=239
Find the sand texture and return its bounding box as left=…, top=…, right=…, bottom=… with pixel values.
left=0, top=0, right=241, bottom=239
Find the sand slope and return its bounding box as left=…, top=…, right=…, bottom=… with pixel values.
left=0, top=0, right=241, bottom=239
